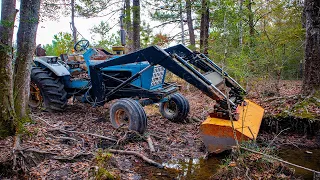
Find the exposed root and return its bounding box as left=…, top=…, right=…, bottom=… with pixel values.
left=48, top=128, right=117, bottom=142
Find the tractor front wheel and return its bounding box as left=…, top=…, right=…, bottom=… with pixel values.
left=159, top=93, right=190, bottom=123
left=109, top=98, right=147, bottom=134
left=29, top=67, right=67, bottom=111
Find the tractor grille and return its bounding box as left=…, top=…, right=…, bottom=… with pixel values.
left=151, top=65, right=165, bottom=87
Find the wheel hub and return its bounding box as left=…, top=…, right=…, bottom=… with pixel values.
left=164, top=100, right=178, bottom=116
left=114, top=109, right=129, bottom=127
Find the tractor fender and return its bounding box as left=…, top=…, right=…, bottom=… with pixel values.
left=34, top=56, right=70, bottom=76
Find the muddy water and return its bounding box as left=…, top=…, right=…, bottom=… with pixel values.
left=277, top=148, right=320, bottom=180
left=135, top=154, right=226, bottom=180
left=136, top=148, right=320, bottom=180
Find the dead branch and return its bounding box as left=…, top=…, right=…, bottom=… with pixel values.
left=53, top=152, right=94, bottom=161
left=108, top=149, right=163, bottom=169
left=263, top=95, right=299, bottom=102
left=47, top=134, right=78, bottom=142
left=48, top=128, right=117, bottom=142
left=146, top=134, right=155, bottom=152
left=116, top=131, right=128, bottom=145
left=149, top=133, right=164, bottom=140
left=31, top=115, right=58, bottom=128
left=262, top=127, right=290, bottom=153
left=240, top=146, right=320, bottom=175
left=22, top=148, right=60, bottom=155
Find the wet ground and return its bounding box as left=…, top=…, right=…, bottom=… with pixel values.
left=133, top=147, right=320, bottom=180
left=135, top=155, right=226, bottom=180
left=277, top=148, right=320, bottom=180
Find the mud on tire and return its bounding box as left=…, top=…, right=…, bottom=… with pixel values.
left=109, top=98, right=147, bottom=134
left=159, top=93, right=190, bottom=123
left=30, top=67, right=67, bottom=111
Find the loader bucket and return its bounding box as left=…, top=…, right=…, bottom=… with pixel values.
left=200, top=99, right=264, bottom=153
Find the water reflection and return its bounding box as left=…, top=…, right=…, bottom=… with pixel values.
left=136, top=155, right=225, bottom=180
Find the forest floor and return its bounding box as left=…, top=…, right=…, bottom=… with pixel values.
left=0, top=80, right=319, bottom=179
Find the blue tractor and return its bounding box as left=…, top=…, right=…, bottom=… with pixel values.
left=30, top=16, right=256, bottom=143
left=29, top=39, right=247, bottom=134
left=30, top=35, right=267, bottom=153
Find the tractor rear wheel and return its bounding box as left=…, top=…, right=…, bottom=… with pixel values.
left=159, top=93, right=190, bottom=123
left=109, top=98, right=147, bottom=134
left=29, top=67, right=67, bottom=111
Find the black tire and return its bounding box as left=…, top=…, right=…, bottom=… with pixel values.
left=159, top=93, right=190, bottom=123
left=29, top=67, right=67, bottom=111
left=110, top=98, right=147, bottom=134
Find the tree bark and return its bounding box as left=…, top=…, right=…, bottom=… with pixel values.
left=302, top=0, right=320, bottom=94
left=200, top=0, right=209, bottom=54
left=71, top=0, right=77, bottom=45
left=125, top=0, right=133, bottom=53
left=247, top=0, right=254, bottom=47
left=179, top=0, right=185, bottom=45
left=239, top=0, right=244, bottom=47
left=132, top=0, right=140, bottom=51
left=186, top=0, right=195, bottom=49
left=14, top=0, right=41, bottom=120
left=0, top=0, right=17, bottom=137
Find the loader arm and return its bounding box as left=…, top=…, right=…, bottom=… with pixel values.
left=165, top=44, right=246, bottom=97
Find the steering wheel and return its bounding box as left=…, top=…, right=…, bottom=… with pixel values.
left=74, top=39, right=89, bottom=52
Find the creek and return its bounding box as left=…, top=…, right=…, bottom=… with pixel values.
left=136, top=148, right=320, bottom=179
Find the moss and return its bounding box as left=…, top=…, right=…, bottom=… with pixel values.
left=90, top=150, right=119, bottom=180
left=96, top=168, right=116, bottom=180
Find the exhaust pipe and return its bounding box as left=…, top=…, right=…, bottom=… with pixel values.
left=113, top=15, right=126, bottom=55
left=120, top=14, right=126, bottom=46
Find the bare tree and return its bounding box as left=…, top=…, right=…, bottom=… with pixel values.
left=186, top=0, right=195, bottom=49
left=14, top=0, right=41, bottom=119
left=302, top=0, right=320, bottom=94
left=132, top=0, right=140, bottom=51
left=71, top=0, right=77, bottom=44
left=0, top=0, right=17, bottom=137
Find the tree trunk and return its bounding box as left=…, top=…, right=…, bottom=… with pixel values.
left=125, top=0, right=133, bottom=53
left=247, top=0, right=254, bottom=47
left=71, top=0, right=77, bottom=45
left=186, top=0, right=195, bottom=49
left=302, top=0, right=320, bottom=94
left=239, top=0, right=244, bottom=47
left=179, top=0, right=185, bottom=45
left=200, top=0, right=209, bottom=54
left=0, top=0, right=17, bottom=137
left=13, top=0, right=41, bottom=120
left=132, top=0, right=140, bottom=51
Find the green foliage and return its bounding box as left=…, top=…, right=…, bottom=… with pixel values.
left=205, top=0, right=304, bottom=83
left=140, top=21, right=153, bottom=48
left=90, top=21, right=120, bottom=51
left=43, top=32, right=74, bottom=56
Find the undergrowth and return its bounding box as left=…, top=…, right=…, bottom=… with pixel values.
left=211, top=141, right=297, bottom=180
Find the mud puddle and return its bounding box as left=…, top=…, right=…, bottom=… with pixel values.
left=134, top=153, right=227, bottom=180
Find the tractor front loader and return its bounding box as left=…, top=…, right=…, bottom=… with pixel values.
left=30, top=39, right=263, bottom=153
